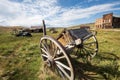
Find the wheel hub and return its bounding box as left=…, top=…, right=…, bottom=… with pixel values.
left=46, top=58, right=55, bottom=67
left=77, top=44, right=83, bottom=48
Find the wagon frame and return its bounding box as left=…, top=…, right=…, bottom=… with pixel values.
left=40, top=20, right=98, bottom=80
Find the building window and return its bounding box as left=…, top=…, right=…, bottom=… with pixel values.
left=109, top=19, right=111, bottom=22
left=104, top=20, right=106, bottom=23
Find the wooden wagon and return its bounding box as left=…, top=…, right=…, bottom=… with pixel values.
left=40, top=20, right=98, bottom=80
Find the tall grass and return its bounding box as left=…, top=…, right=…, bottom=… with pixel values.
left=0, top=28, right=120, bottom=80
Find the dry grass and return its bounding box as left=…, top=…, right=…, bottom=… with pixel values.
left=0, top=27, right=120, bottom=80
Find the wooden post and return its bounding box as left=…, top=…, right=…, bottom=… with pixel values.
left=42, top=20, right=46, bottom=36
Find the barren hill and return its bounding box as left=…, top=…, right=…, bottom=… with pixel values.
left=70, top=23, right=95, bottom=29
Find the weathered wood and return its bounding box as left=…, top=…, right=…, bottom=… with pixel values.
left=57, top=28, right=92, bottom=46
left=68, top=28, right=91, bottom=40
left=42, top=20, right=46, bottom=36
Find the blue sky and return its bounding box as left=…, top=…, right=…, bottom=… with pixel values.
left=0, top=0, right=120, bottom=27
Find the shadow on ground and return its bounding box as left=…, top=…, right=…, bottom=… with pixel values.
left=72, top=52, right=120, bottom=80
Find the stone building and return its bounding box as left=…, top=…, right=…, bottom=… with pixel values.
left=95, top=13, right=120, bottom=29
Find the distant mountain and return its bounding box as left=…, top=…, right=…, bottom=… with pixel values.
left=0, top=26, right=24, bottom=33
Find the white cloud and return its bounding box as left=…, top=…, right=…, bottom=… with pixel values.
left=0, top=0, right=60, bottom=26
left=0, top=0, right=120, bottom=27
left=46, top=2, right=120, bottom=27
left=0, top=0, right=21, bottom=17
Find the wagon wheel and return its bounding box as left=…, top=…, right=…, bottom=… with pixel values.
left=76, top=35, right=98, bottom=62
left=40, top=36, right=74, bottom=80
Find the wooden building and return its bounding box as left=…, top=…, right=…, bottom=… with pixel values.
left=95, top=13, right=120, bottom=29
left=30, top=26, right=43, bottom=33
left=103, top=13, right=113, bottom=28
left=112, top=16, right=120, bottom=28
left=95, top=18, right=103, bottom=29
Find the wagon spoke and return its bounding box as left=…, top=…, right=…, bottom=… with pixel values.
left=57, top=64, right=70, bottom=80
left=49, top=40, right=52, bottom=46
left=84, top=47, right=94, bottom=55
left=76, top=36, right=98, bottom=62
left=41, top=43, right=49, bottom=52
left=84, top=41, right=96, bottom=45
left=41, top=48, right=50, bottom=56
left=81, top=48, right=87, bottom=55
left=83, top=48, right=91, bottom=55
left=41, top=54, right=48, bottom=58
left=41, top=43, right=47, bottom=51
left=84, top=47, right=97, bottom=57
left=55, top=61, right=71, bottom=71
left=40, top=36, right=74, bottom=80
left=51, top=42, right=55, bottom=50
left=54, top=56, right=66, bottom=61
left=49, top=41, right=55, bottom=56
left=41, top=47, right=48, bottom=53
left=84, top=46, right=95, bottom=51
left=56, top=67, right=66, bottom=79
left=53, top=47, right=59, bottom=58
left=84, top=47, right=96, bottom=55
left=84, top=46, right=97, bottom=53
left=48, top=41, right=52, bottom=49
